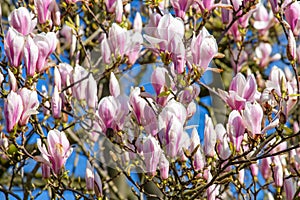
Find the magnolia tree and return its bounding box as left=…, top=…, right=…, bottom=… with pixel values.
left=0, top=0, right=300, bottom=199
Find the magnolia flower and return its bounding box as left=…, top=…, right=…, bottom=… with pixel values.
left=9, top=7, right=36, bottom=35
left=109, top=72, right=120, bottom=97
left=159, top=153, right=169, bottom=180
left=219, top=73, right=257, bottom=110
left=284, top=177, right=296, bottom=200
left=4, top=91, right=23, bottom=132
left=37, top=129, right=73, bottom=175
left=133, top=12, right=142, bottom=32
left=35, top=0, right=61, bottom=26
left=151, top=67, right=173, bottom=106
left=190, top=128, right=205, bottom=171
left=18, top=88, right=39, bottom=126
left=100, top=35, right=111, bottom=64
left=203, top=115, right=216, bottom=157
left=34, top=32, right=57, bottom=72
left=284, top=1, right=300, bottom=36
left=71, top=65, right=89, bottom=101
left=143, top=136, right=161, bottom=176
left=86, top=74, right=98, bottom=109
left=98, top=95, right=128, bottom=133
left=273, top=156, right=283, bottom=187
left=86, top=161, right=103, bottom=197
left=51, top=86, right=62, bottom=119
left=227, top=110, right=245, bottom=152
left=4, top=28, right=25, bottom=68
left=24, top=36, right=39, bottom=77
left=8, top=69, right=17, bottom=92
left=253, top=3, right=274, bottom=35
left=287, top=29, right=297, bottom=61
left=215, top=124, right=231, bottom=160
left=189, top=27, right=218, bottom=71
left=144, top=13, right=185, bottom=60
left=255, top=42, right=280, bottom=68
left=242, top=102, right=264, bottom=138
left=170, top=0, right=194, bottom=19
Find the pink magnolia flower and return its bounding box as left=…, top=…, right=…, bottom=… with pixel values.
left=129, top=87, right=155, bottom=125
left=35, top=0, right=52, bottom=24
left=227, top=110, right=245, bottom=152
left=107, top=23, right=142, bottom=64
left=24, top=36, right=39, bottom=77
left=58, top=63, right=73, bottom=93
left=105, top=0, right=117, bottom=12
left=203, top=115, right=216, bottom=157
left=98, top=95, right=128, bottom=133
left=51, top=86, right=62, bottom=119
left=215, top=124, right=231, bottom=160
left=8, top=69, right=17, bottom=92
left=100, top=35, right=111, bottom=64
left=189, top=27, right=218, bottom=72
left=109, top=72, right=120, bottom=97
left=85, top=161, right=103, bottom=197
left=9, top=7, right=36, bottom=35
left=273, top=156, right=283, bottom=187
left=18, top=88, right=39, bottom=126
left=115, top=0, right=123, bottom=23
left=255, top=42, right=281, bottom=68
left=287, top=29, right=297, bottom=61
left=34, top=32, right=57, bottom=72
left=178, top=84, right=200, bottom=104
left=86, top=74, right=98, bottom=109
left=71, top=65, right=89, bottom=101
left=284, top=177, right=296, bottom=200
left=37, top=129, right=73, bottom=175
left=260, top=157, right=272, bottom=180
left=284, top=1, right=300, bottom=36
left=109, top=23, right=127, bottom=58
left=4, top=91, right=23, bottom=132
left=133, top=12, right=142, bottom=32
left=253, top=3, right=274, bottom=35
left=151, top=67, right=173, bottom=106
left=159, top=153, right=169, bottom=180
left=242, top=102, right=263, bottom=138
left=270, top=0, right=279, bottom=13
left=35, top=0, right=60, bottom=26
left=54, top=67, right=61, bottom=91
left=143, top=136, right=161, bottom=176
left=144, top=13, right=185, bottom=62
left=262, top=66, right=297, bottom=114
left=4, top=28, right=25, bottom=68
left=219, top=73, right=257, bottom=110
left=170, top=0, right=194, bottom=19
left=190, top=128, right=205, bottom=171
left=161, top=115, right=183, bottom=158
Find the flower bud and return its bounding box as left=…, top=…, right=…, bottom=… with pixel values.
left=51, top=86, right=62, bottom=119
left=109, top=72, right=120, bottom=97
left=9, top=7, right=36, bottom=35
left=203, top=115, right=216, bottom=157
left=18, top=88, right=39, bottom=126
left=8, top=69, right=17, bottom=92
left=86, top=74, right=98, bottom=109
left=133, top=12, right=142, bottom=32
left=4, top=28, right=24, bottom=68
left=287, top=29, right=297, bottom=61
left=24, top=36, right=38, bottom=77
left=4, top=91, right=23, bottom=132
left=227, top=110, right=245, bottom=152
left=159, top=154, right=169, bottom=180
